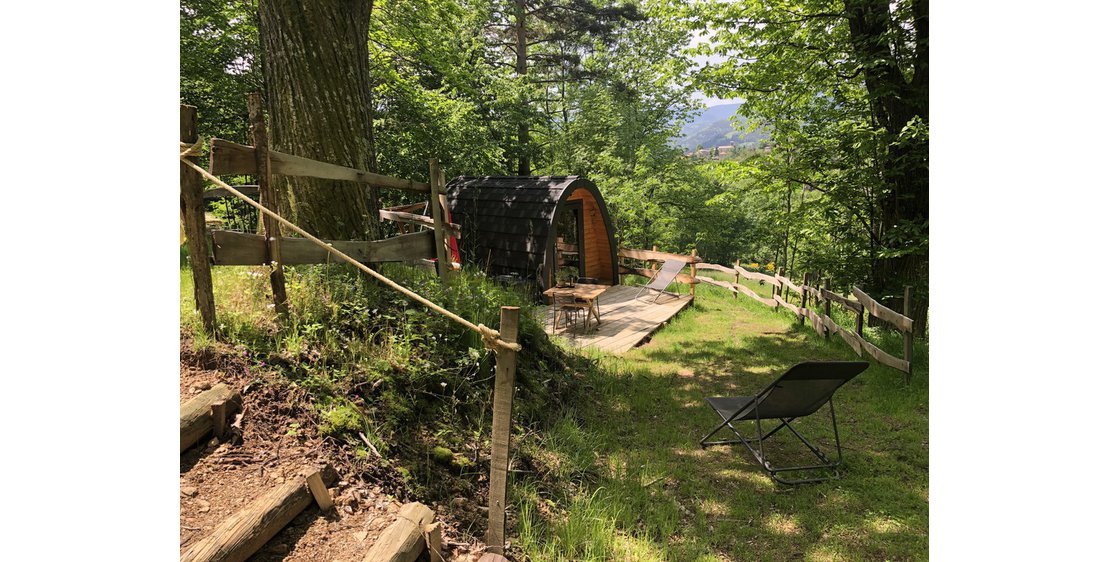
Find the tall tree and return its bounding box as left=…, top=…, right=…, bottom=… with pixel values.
left=258, top=0, right=381, bottom=240
left=693, top=0, right=929, bottom=330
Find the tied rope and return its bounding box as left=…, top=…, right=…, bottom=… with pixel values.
left=179, top=147, right=522, bottom=354
left=179, top=139, right=205, bottom=158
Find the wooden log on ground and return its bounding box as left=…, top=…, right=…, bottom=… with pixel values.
left=181, top=467, right=336, bottom=562
left=210, top=230, right=435, bottom=266
left=618, top=247, right=701, bottom=263
left=852, top=286, right=914, bottom=333
left=424, top=522, right=443, bottom=562
left=209, top=138, right=431, bottom=193
left=361, top=502, right=435, bottom=562
left=181, top=384, right=240, bottom=453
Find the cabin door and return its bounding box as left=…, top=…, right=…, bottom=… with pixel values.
left=554, top=201, right=585, bottom=283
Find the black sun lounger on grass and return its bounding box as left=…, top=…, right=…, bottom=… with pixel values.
left=699, top=361, right=869, bottom=484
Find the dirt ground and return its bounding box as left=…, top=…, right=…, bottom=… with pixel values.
left=179, top=337, right=490, bottom=561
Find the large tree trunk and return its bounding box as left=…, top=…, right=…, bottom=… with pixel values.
left=515, top=0, right=530, bottom=175
left=258, top=0, right=381, bottom=240
left=846, top=0, right=929, bottom=335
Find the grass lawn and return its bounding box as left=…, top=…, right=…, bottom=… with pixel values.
left=516, top=276, right=929, bottom=561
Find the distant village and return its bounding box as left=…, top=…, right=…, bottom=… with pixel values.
left=684, top=142, right=773, bottom=160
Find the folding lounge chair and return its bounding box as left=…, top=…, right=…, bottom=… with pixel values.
left=699, top=361, right=869, bottom=484
left=634, top=258, right=686, bottom=303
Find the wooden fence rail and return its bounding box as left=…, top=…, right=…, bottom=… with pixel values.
left=690, top=259, right=916, bottom=382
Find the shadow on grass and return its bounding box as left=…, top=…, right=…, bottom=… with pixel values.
left=520, top=313, right=929, bottom=561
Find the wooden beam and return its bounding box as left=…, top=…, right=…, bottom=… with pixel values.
left=618, top=247, right=702, bottom=264
left=774, top=294, right=800, bottom=316
left=305, top=471, right=333, bottom=511
left=800, top=307, right=826, bottom=337
left=424, top=522, right=443, bottom=562
left=208, top=138, right=431, bottom=193
left=734, top=266, right=781, bottom=287
left=181, top=467, right=337, bottom=562
left=486, top=307, right=520, bottom=556
left=735, top=283, right=778, bottom=307
left=852, top=286, right=914, bottom=333
left=902, top=285, right=914, bottom=382
left=181, top=105, right=217, bottom=336
left=820, top=288, right=863, bottom=313
left=428, top=159, right=449, bottom=284
left=696, top=262, right=735, bottom=274
left=249, top=93, right=288, bottom=316
left=181, top=383, right=239, bottom=453
left=777, top=274, right=802, bottom=295
left=834, top=322, right=865, bottom=355
left=211, top=230, right=435, bottom=266
left=695, top=275, right=738, bottom=293
left=860, top=337, right=912, bottom=373
left=378, top=210, right=461, bottom=237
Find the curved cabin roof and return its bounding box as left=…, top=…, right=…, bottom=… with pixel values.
left=445, top=175, right=618, bottom=289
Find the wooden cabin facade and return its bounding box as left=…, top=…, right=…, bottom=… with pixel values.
left=445, top=176, right=618, bottom=290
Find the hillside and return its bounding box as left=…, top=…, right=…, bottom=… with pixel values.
left=674, top=102, right=769, bottom=152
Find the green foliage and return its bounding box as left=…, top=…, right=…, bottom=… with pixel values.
left=318, top=404, right=365, bottom=438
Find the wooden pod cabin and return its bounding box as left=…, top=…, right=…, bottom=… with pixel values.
left=446, top=176, right=618, bottom=289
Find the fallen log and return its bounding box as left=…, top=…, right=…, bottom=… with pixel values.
left=362, top=502, right=435, bottom=562
left=181, top=467, right=336, bottom=562
left=181, top=384, right=240, bottom=453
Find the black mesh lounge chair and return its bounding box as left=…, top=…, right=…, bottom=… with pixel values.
left=634, top=258, right=686, bottom=303
left=699, top=361, right=869, bottom=484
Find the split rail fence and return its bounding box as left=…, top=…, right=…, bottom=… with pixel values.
left=617, top=246, right=704, bottom=296
left=181, top=98, right=519, bottom=555
left=694, top=259, right=916, bottom=381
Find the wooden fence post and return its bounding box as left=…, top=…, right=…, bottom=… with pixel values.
left=486, top=306, right=521, bottom=556
left=248, top=93, right=289, bottom=316
left=778, top=267, right=787, bottom=303
left=428, top=158, right=450, bottom=285
left=180, top=104, right=218, bottom=336
left=800, top=272, right=810, bottom=326
left=689, top=248, right=698, bottom=297
left=903, top=285, right=914, bottom=383
left=823, top=277, right=832, bottom=339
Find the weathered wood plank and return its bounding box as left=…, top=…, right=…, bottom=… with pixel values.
left=777, top=274, right=802, bottom=295
left=249, top=92, right=288, bottom=316
left=852, top=286, right=914, bottom=333
left=486, top=307, right=520, bottom=555
left=618, top=247, right=702, bottom=263
left=181, top=384, right=240, bottom=453
left=774, top=294, right=800, bottom=316
left=209, top=138, right=430, bottom=193
left=860, top=337, right=912, bottom=373
left=821, top=288, right=863, bottom=313
left=695, top=275, right=738, bottom=293
left=735, top=283, right=778, bottom=307
left=361, top=502, right=435, bottom=562
left=211, top=230, right=435, bottom=266
left=834, top=322, right=864, bottom=355
left=800, top=307, right=826, bottom=336
left=695, top=262, right=735, bottom=274
left=735, top=267, right=781, bottom=287
left=378, top=210, right=461, bottom=237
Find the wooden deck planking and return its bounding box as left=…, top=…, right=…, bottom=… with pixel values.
left=539, top=284, right=693, bottom=354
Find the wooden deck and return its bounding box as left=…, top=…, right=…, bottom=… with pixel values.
left=539, top=284, right=694, bottom=354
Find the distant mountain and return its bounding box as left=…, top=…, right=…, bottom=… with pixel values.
left=674, top=103, right=769, bottom=152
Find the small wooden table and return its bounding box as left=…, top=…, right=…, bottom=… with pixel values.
left=543, top=283, right=608, bottom=333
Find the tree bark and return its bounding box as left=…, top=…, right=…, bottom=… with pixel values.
left=258, top=0, right=381, bottom=240
left=845, top=0, right=929, bottom=334
left=515, top=0, right=530, bottom=175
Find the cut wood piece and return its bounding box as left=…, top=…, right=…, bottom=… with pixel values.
left=735, top=283, right=778, bottom=307
left=210, top=401, right=227, bottom=440
left=735, top=266, right=781, bottom=287
left=695, top=275, right=738, bottom=293
left=821, top=288, right=863, bottom=313
left=423, top=522, right=443, bottom=562
left=617, top=247, right=701, bottom=263
left=773, top=294, right=800, bottom=316
left=208, top=138, right=430, bottom=192
left=181, top=384, right=240, bottom=453
left=181, top=467, right=337, bottom=562
left=852, top=286, right=914, bottom=333
left=378, top=209, right=461, bottom=237
left=305, top=471, right=333, bottom=511
left=776, top=274, right=802, bottom=295
left=361, top=502, right=435, bottom=562
left=210, top=230, right=435, bottom=266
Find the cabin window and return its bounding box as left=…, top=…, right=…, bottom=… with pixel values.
left=555, top=200, right=584, bottom=283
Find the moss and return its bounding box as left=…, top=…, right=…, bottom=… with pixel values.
left=318, top=404, right=363, bottom=438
